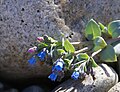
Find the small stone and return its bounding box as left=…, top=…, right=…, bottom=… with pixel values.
left=108, top=82, right=120, bottom=92
left=4, top=88, right=18, bottom=92
left=0, top=82, right=4, bottom=91
left=22, top=85, right=44, bottom=92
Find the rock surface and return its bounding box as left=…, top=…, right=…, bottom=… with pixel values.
left=0, top=0, right=120, bottom=80
left=0, top=0, right=71, bottom=79
left=58, top=0, right=120, bottom=38
left=52, top=64, right=118, bottom=92
left=108, top=82, right=120, bottom=92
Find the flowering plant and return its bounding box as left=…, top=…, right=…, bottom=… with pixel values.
left=27, top=19, right=120, bottom=81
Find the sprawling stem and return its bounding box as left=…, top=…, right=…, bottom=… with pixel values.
left=74, top=46, right=92, bottom=56
left=72, top=37, right=120, bottom=58
left=71, top=41, right=92, bottom=48
left=91, top=49, right=102, bottom=57
left=71, top=60, right=85, bottom=66
left=107, top=37, right=120, bottom=44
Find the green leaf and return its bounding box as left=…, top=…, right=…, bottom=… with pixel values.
left=76, top=53, right=89, bottom=61
left=108, top=20, right=120, bottom=38
left=64, top=59, right=71, bottom=68
left=93, top=36, right=107, bottom=51
left=44, top=35, right=57, bottom=43
left=98, top=22, right=107, bottom=33
left=38, top=43, right=48, bottom=51
left=90, top=57, right=98, bottom=67
left=64, top=56, right=74, bottom=69
left=52, top=49, right=61, bottom=61
left=62, top=37, right=64, bottom=47
left=64, top=39, right=75, bottom=53
left=85, top=19, right=101, bottom=40
left=64, top=58, right=74, bottom=69
left=100, top=45, right=117, bottom=62
left=57, top=49, right=65, bottom=55
left=111, top=40, right=120, bottom=55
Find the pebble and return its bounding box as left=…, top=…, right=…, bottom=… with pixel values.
left=22, top=85, right=44, bottom=92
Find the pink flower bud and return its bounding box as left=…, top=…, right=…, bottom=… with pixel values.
left=37, top=37, right=44, bottom=42
left=28, top=46, right=37, bottom=53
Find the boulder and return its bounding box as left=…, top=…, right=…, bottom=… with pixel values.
left=108, top=82, right=120, bottom=92
left=0, top=0, right=72, bottom=79
left=0, top=0, right=120, bottom=80
left=52, top=64, right=118, bottom=92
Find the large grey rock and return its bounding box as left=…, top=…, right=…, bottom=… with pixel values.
left=52, top=64, right=118, bottom=92
left=108, top=82, right=120, bottom=92
left=0, top=0, right=120, bottom=80
left=0, top=0, right=72, bottom=79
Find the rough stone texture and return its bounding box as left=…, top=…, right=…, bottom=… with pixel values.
left=56, top=0, right=120, bottom=41
left=0, top=0, right=72, bottom=79
left=52, top=64, right=118, bottom=92
left=0, top=0, right=120, bottom=80
left=108, top=82, right=120, bottom=92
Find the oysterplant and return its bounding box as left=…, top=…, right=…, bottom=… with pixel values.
left=27, top=19, right=120, bottom=81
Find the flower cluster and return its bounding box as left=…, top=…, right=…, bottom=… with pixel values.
left=48, top=58, right=65, bottom=81
left=27, top=37, right=48, bottom=64
left=27, top=35, right=97, bottom=82
left=28, top=48, right=47, bottom=64
left=28, top=46, right=37, bottom=53
left=27, top=19, right=120, bottom=82
left=71, top=71, right=80, bottom=80
left=37, top=48, right=47, bottom=61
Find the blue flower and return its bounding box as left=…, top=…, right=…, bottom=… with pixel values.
left=28, top=56, right=36, bottom=65
left=48, top=73, right=57, bottom=81
left=71, top=71, right=80, bottom=80
left=37, top=48, right=47, bottom=61
left=52, top=59, right=64, bottom=71
left=49, top=58, right=65, bottom=81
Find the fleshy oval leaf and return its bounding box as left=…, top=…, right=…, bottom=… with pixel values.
left=100, top=45, right=117, bottom=62
left=64, top=39, right=75, bottom=53
left=85, top=19, right=101, bottom=40
left=98, top=22, right=107, bottom=33
left=111, top=40, right=120, bottom=55
left=108, top=20, right=120, bottom=38
left=90, top=57, right=98, bottom=67
left=76, top=53, right=89, bottom=61
left=93, top=36, right=107, bottom=51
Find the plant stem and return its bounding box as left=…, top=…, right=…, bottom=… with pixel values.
left=71, top=41, right=92, bottom=48
left=74, top=46, right=91, bottom=55
left=91, top=49, right=102, bottom=57
left=71, top=60, right=85, bottom=66
left=107, top=37, right=120, bottom=44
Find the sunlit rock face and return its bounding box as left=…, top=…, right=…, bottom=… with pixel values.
left=57, top=0, right=120, bottom=41
left=0, top=0, right=72, bottom=79
left=0, top=0, right=120, bottom=80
